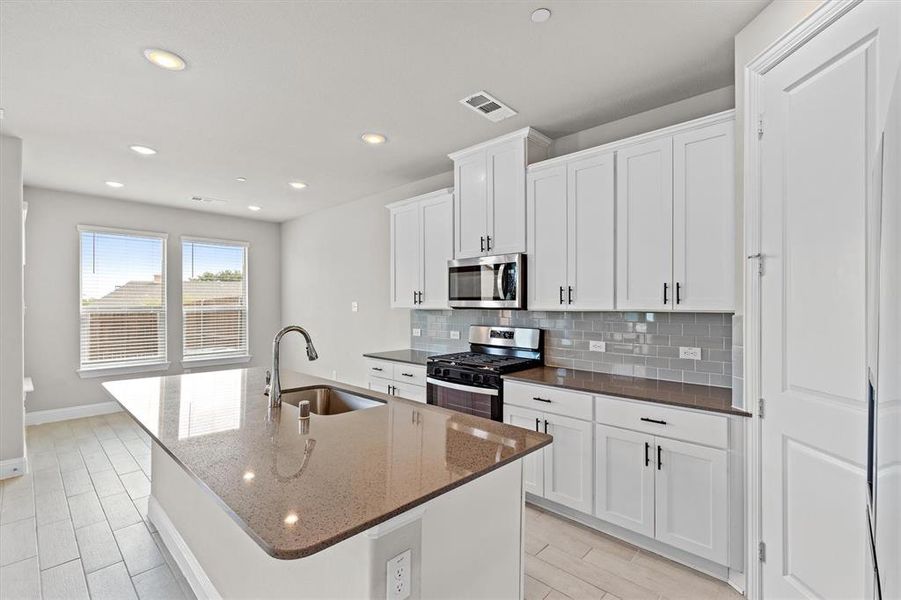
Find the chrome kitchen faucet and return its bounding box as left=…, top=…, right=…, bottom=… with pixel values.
left=267, top=325, right=319, bottom=408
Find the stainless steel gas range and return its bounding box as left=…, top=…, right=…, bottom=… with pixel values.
left=426, top=326, right=543, bottom=422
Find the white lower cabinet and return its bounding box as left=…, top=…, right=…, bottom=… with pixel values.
left=365, top=358, right=427, bottom=403
left=594, top=424, right=655, bottom=538
left=504, top=405, right=544, bottom=496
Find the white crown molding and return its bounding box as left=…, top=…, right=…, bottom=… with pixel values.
left=448, top=126, right=551, bottom=161
left=25, top=400, right=122, bottom=426
left=385, top=187, right=454, bottom=210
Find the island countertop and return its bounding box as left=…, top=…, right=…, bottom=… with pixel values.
left=102, top=368, right=551, bottom=560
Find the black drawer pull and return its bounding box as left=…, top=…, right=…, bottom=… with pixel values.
left=544, top=419, right=549, bottom=434
left=645, top=442, right=650, bottom=467
left=535, top=418, right=540, bottom=432
left=372, top=367, right=383, bottom=372
left=533, top=397, right=552, bottom=403
left=401, top=373, right=414, bottom=378
left=640, top=417, right=667, bottom=425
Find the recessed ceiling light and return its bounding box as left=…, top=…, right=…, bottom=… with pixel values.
left=129, top=145, right=157, bottom=156
left=105, top=181, right=125, bottom=188
left=248, top=205, right=261, bottom=212
left=284, top=513, right=299, bottom=525
left=143, top=48, right=186, bottom=71
left=530, top=8, right=551, bottom=23
left=288, top=181, right=307, bottom=190
left=242, top=471, right=255, bottom=481
left=236, top=177, right=247, bottom=183
left=361, top=132, right=387, bottom=145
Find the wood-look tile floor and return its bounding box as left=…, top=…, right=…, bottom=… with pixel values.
left=524, top=504, right=743, bottom=600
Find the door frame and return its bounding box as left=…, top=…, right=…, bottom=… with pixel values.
left=741, top=2, right=863, bottom=599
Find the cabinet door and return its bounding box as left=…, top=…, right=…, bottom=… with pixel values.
left=369, top=379, right=393, bottom=396
left=454, top=150, right=488, bottom=259
left=594, top=424, right=655, bottom=538
left=543, top=414, right=593, bottom=513
left=487, top=138, right=527, bottom=255
left=393, top=381, right=426, bottom=404
left=504, top=405, right=544, bottom=497
left=654, top=438, right=728, bottom=565
left=390, top=203, right=421, bottom=308
left=419, top=192, right=453, bottom=309
left=672, top=121, right=735, bottom=311
left=615, top=138, right=673, bottom=310
left=568, top=152, right=615, bottom=310
left=527, top=165, right=568, bottom=310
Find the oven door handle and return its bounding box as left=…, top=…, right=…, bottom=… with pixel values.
left=426, top=377, right=499, bottom=396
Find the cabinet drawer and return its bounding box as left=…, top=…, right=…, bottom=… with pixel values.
left=504, top=381, right=593, bottom=421
left=594, top=395, right=728, bottom=449
left=392, top=363, right=426, bottom=387
left=365, top=359, right=393, bottom=379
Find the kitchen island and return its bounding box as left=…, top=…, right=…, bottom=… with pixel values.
left=102, top=368, right=550, bottom=599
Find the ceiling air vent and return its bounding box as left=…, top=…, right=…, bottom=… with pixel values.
left=191, top=195, right=227, bottom=205
left=459, top=90, right=517, bottom=123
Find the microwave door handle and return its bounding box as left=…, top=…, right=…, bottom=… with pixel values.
left=496, top=263, right=505, bottom=300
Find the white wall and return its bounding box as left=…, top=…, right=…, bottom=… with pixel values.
left=0, top=136, right=25, bottom=464
left=280, top=172, right=452, bottom=387
left=23, top=187, right=282, bottom=413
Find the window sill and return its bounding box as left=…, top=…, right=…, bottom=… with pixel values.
left=77, top=362, right=171, bottom=379
left=181, top=354, right=252, bottom=369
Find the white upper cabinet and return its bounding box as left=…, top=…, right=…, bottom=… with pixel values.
left=672, top=121, right=735, bottom=311
left=450, top=128, right=550, bottom=259
left=528, top=151, right=615, bottom=311
left=616, top=137, right=674, bottom=310
left=615, top=116, right=736, bottom=312
left=388, top=188, right=454, bottom=309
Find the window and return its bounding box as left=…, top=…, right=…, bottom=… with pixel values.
left=182, top=238, right=248, bottom=362
left=79, top=227, right=168, bottom=372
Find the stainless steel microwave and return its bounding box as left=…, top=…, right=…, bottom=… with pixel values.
left=447, top=254, right=525, bottom=309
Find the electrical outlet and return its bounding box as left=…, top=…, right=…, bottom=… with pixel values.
left=679, top=346, right=702, bottom=360
left=412, top=328, right=421, bottom=337
left=351, top=301, right=358, bottom=313
left=387, top=549, right=411, bottom=600
left=450, top=330, right=460, bottom=340
left=589, top=340, right=606, bottom=353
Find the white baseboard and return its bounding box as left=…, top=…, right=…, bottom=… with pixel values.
left=25, top=401, right=122, bottom=426
left=0, top=456, right=28, bottom=480
left=148, top=495, right=221, bottom=600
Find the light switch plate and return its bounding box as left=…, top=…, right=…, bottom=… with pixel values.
left=589, top=340, right=606, bottom=353
left=450, top=330, right=460, bottom=340
left=387, top=549, right=411, bottom=600
left=412, top=328, right=421, bottom=337
left=679, top=346, right=702, bottom=360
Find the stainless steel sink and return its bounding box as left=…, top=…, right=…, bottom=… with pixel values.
left=279, top=387, right=383, bottom=415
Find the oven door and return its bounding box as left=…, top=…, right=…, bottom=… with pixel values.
left=447, top=254, right=524, bottom=309
left=426, top=377, right=502, bottom=421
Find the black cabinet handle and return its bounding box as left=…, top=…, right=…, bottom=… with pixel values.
left=486, top=236, right=492, bottom=251
left=532, top=397, right=552, bottom=403
left=657, top=445, right=662, bottom=470
left=535, top=418, right=540, bottom=432
left=676, top=282, right=681, bottom=305
left=418, top=291, right=423, bottom=304
left=544, top=419, right=549, bottom=434
left=645, top=442, right=650, bottom=467
left=559, top=286, right=564, bottom=304
left=568, top=286, right=573, bottom=304
left=641, top=417, right=667, bottom=425
left=480, top=236, right=485, bottom=252
left=372, top=367, right=383, bottom=372
left=663, top=282, right=669, bottom=304
left=413, top=290, right=418, bottom=305
left=401, top=373, right=414, bottom=378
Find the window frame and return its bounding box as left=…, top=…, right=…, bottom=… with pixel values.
left=76, top=225, right=170, bottom=378
left=180, top=236, right=250, bottom=366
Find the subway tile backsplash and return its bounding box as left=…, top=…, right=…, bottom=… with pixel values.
left=411, top=309, right=734, bottom=389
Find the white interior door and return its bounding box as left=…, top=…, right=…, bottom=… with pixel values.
left=487, top=138, right=526, bottom=255
left=390, top=203, right=420, bottom=308
left=759, top=3, right=899, bottom=597
left=615, top=137, right=673, bottom=310
left=654, top=438, right=728, bottom=565
left=543, top=414, right=593, bottom=514
left=419, top=192, right=453, bottom=309
left=568, top=152, right=615, bottom=310
left=527, top=165, right=567, bottom=310
left=672, top=121, right=735, bottom=311
left=594, top=424, right=655, bottom=538
left=504, top=405, right=544, bottom=497
left=454, top=151, right=488, bottom=259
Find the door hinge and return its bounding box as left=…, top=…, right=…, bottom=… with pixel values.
left=758, top=541, right=767, bottom=562
left=757, top=116, right=764, bottom=138
left=758, top=398, right=765, bottom=419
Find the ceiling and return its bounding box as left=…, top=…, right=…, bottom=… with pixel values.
left=0, top=0, right=767, bottom=222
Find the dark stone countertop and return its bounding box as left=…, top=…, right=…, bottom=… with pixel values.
left=363, top=349, right=433, bottom=366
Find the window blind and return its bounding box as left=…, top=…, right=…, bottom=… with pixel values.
left=79, top=228, right=167, bottom=370
left=182, top=238, right=248, bottom=361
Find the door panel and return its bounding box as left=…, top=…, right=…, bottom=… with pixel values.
left=672, top=122, right=735, bottom=311
left=527, top=166, right=567, bottom=310
left=420, top=192, right=453, bottom=309
left=594, top=424, right=654, bottom=538
left=654, top=438, right=727, bottom=565
left=390, top=203, right=420, bottom=308
left=487, top=139, right=526, bottom=255
left=543, top=414, right=593, bottom=514
left=455, top=151, right=488, bottom=259
left=568, top=152, right=615, bottom=310
left=504, top=405, right=544, bottom=497
left=615, top=138, right=673, bottom=310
